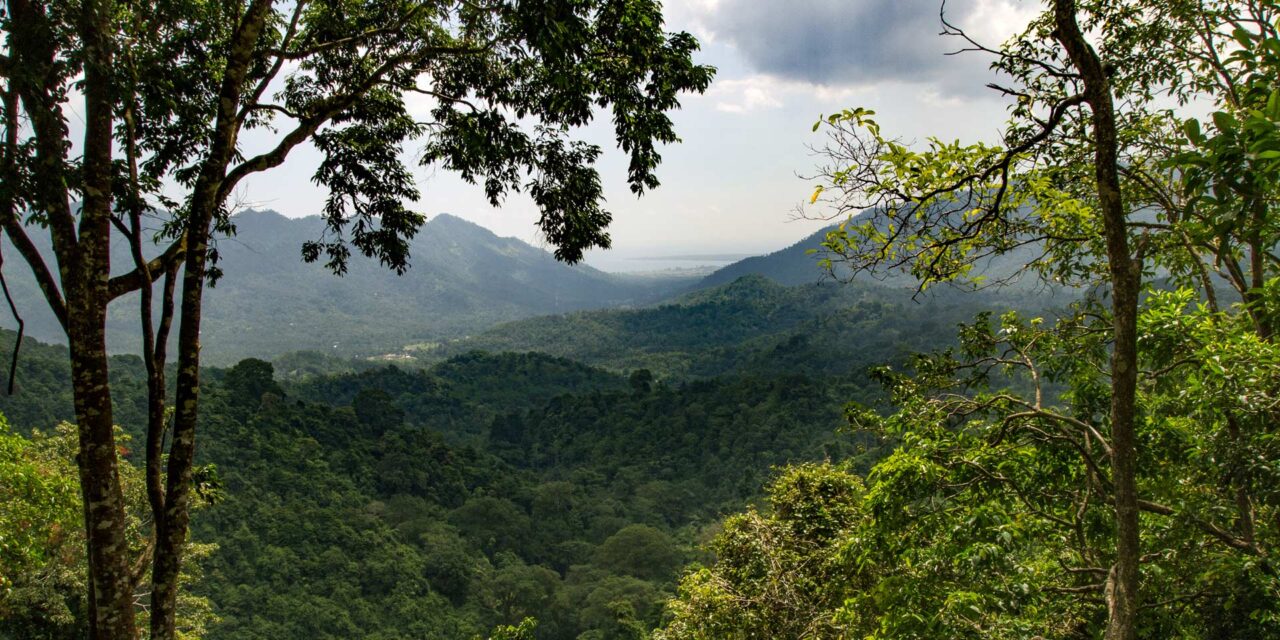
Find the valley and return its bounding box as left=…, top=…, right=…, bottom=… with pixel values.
left=0, top=218, right=1021, bottom=639
left=4, top=3, right=1275, bottom=638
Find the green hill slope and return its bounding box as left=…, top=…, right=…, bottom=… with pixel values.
left=0, top=331, right=859, bottom=640
left=429, top=274, right=1051, bottom=379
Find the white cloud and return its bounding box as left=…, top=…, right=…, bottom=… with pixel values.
left=962, top=0, right=1042, bottom=45
left=710, top=77, right=785, bottom=113
left=705, top=75, right=873, bottom=114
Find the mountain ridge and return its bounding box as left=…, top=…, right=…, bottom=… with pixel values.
left=0, top=210, right=696, bottom=364
left=696, top=225, right=837, bottom=289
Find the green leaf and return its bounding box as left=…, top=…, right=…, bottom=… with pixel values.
left=1212, top=111, right=1238, bottom=133
left=1182, top=118, right=1203, bottom=144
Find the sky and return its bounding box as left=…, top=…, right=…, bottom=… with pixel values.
left=229, top=0, right=1042, bottom=271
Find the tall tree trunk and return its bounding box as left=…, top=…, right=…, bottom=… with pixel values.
left=150, top=215, right=208, bottom=640
left=67, top=300, right=138, bottom=640
left=148, top=5, right=274, bottom=637
left=74, top=0, right=140, bottom=636
left=1053, top=2, right=1141, bottom=639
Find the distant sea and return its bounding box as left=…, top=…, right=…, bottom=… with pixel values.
left=587, top=253, right=751, bottom=274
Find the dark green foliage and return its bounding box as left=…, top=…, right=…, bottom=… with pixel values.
left=375, top=429, right=468, bottom=507
left=595, top=525, right=682, bottom=582
left=288, top=352, right=630, bottom=443
left=0, top=329, right=868, bottom=639
left=431, top=352, right=631, bottom=412
left=0, top=330, right=149, bottom=436
left=438, top=275, right=1044, bottom=380
left=191, top=358, right=852, bottom=639
left=450, top=497, right=532, bottom=557
left=627, top=369, right=653, bottom=393
left=221, top=359, right=285, bottom=414
left=575, top=576, right=661, bottom=640
left=352, top=389, right=405, bottom=433
left=489, top=374, right=854, bottom=515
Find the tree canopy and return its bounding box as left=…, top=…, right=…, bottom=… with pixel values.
left=660, top=2, right=1280, bottom=638
left=1, top=0, right=712, bottom=636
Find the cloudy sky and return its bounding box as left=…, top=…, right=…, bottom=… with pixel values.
left=234, top=0, right=1040, bottom=271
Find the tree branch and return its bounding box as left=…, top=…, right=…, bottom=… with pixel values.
left=218, top=49, right=428, bottom=202
left=107, top=236, right=187, bottom=301
left=1137, top=499, right=1264, bottom=557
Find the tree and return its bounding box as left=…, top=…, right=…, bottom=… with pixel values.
left=657, top=463, right=867, bottom=640
left=577, top=575, right=662, bottom=640
left=595, top=524, right=683, bottom=582
left=804, top=2, right=1280, bottom=637
left=481, top=617, right=537, bottom=640
left=0, top=1, right=712, bottom=637
left=352, top=387, right=405, bottom=433
left=221, top=358, right=284, bottom=414
left=628, top=368, right=654, bottom=393
left=0, top=419, right=217, bottom=639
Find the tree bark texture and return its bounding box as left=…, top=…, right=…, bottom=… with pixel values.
left=148, top=4, right=274, bottom=637
left=1053, top=2, right=1142, bottom=639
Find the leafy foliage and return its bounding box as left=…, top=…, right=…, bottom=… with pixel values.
left=0, top=421, right=218, bottom=640
left=658, top=464, right=867, bottom=640
left=0, top=329, right=870, bottom=639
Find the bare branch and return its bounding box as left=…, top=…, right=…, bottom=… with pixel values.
left=107, top=236, right=187, bottom=301
left=1, top=221, right=67, bottom=331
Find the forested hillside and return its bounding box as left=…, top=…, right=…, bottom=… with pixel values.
left=429, top=274, right=1055, bottom=378
left=0, top=330, right=868, bottom=639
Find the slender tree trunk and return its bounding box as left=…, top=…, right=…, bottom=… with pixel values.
left=150, top=214, right=208, bottom=640
left=5, top=1, right=134, bottom=634
left=1053, top=2, right=1141, bottom=639
left=148, top=5, right=273, bottom=637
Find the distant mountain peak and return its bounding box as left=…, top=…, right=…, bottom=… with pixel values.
left=696, top=227, right=833, bottom=290
left=233, top=208, right=288, bottom=221
left=427, top=212, right=506, bottom=235
left=427, top=212, right=476, bottom=227
left=0, top=207, right=699, bottom=363
left=426, top=213, right=540, bottom=247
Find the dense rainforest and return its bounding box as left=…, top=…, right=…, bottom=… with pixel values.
left=4, top=0, right=1280, bottom=638
left=0, top=271, right=990, bottom=639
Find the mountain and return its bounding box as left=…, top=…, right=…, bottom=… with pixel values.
left=696, top=226, right=837, bottom=288
left=0, top=211, right=696, bottom=364
left=696, top=215, right=1058, bottom=292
